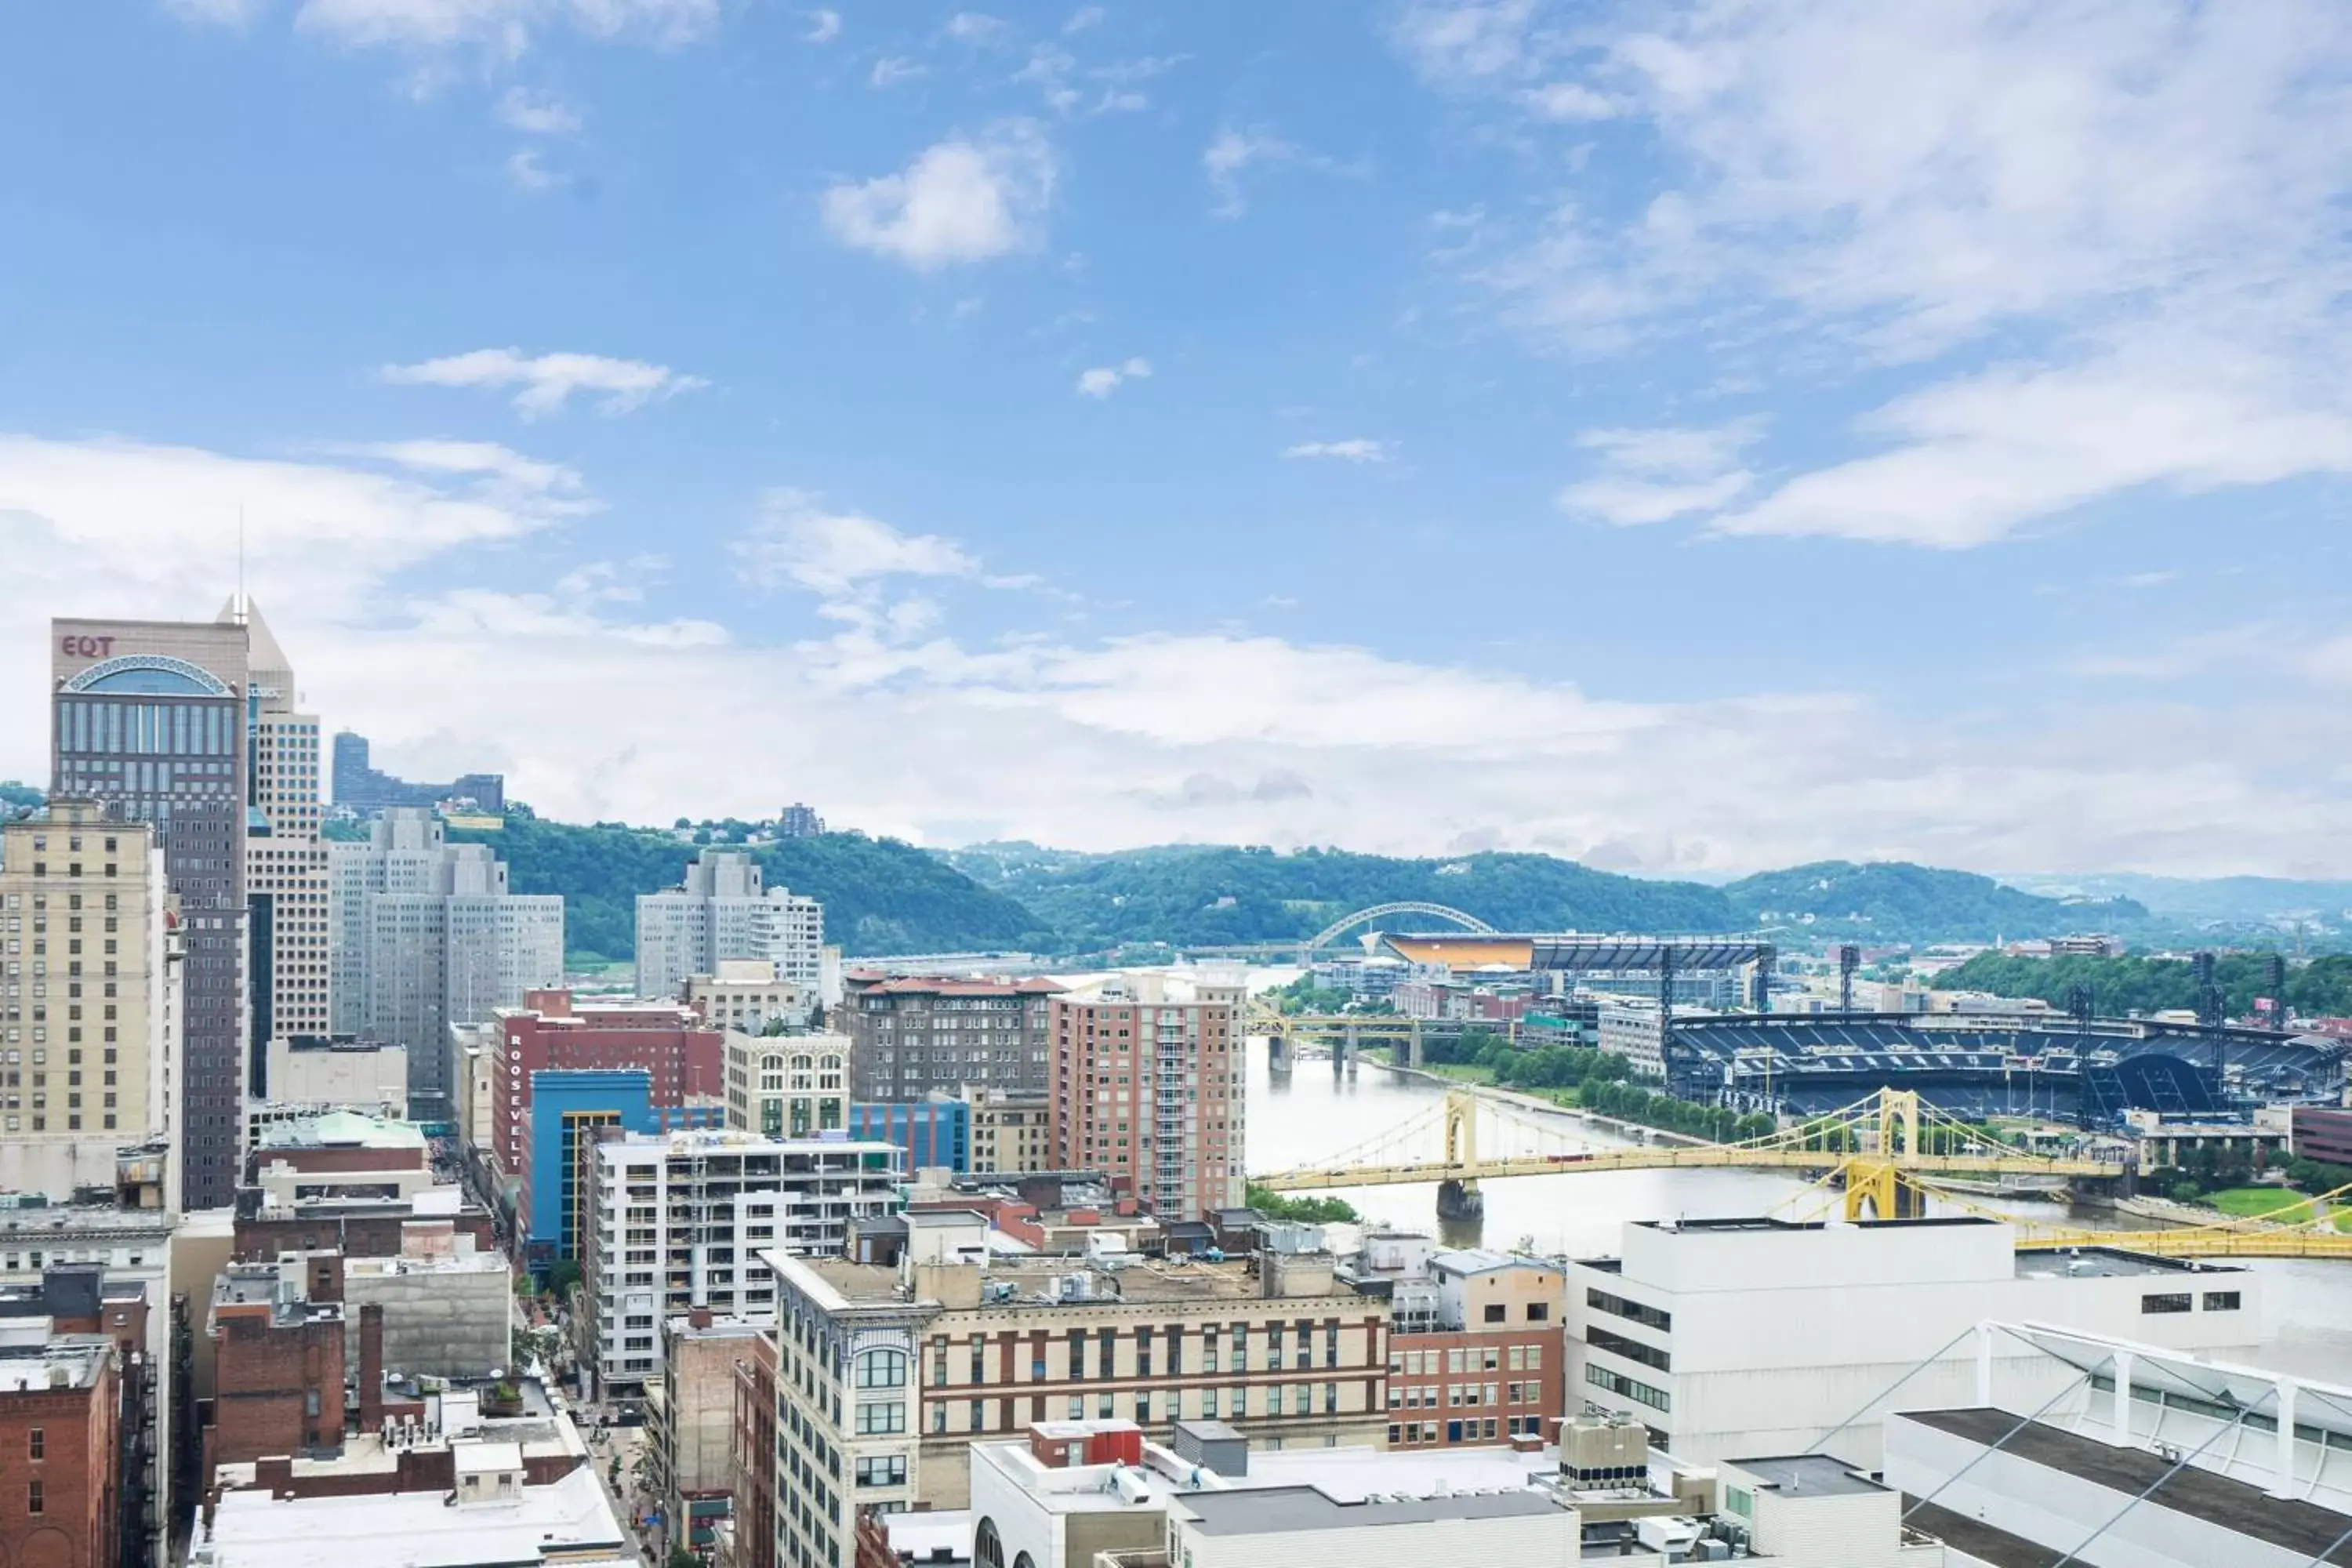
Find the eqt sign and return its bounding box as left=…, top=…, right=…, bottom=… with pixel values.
left=59, top=634, right=116, bottom=658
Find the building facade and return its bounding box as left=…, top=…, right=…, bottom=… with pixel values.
left=685, top=958, right=812, bottom=1036
left=329, top=810, right=562, bottom=1114
left=488, top=990, right=724, bottom=1195
left=645, top=1310, right=765, bottom=1562
left=964, top=1088, right=1054, bottom=1176
left=328, top=731, right=504, bottom=814
left=237, top=604, right=332, bottom=1071
left=0, top=802, right=182, bottom=1202
left=845, top=975, right=1063, bottom=1104
left=579, top=1131, right=902, bottom=1395
left=1051, top=974, right=1245, bottom=1219
left=635, top=849, right=822, bottom=1003
left=0, top=1320, right=122, bottom=1568
left=520, top=1069, right=659, bottom=1258
left=722, top=1030, right=848, bottom=1141
left=1347, top=1237, right=1568, bottom=1451
left=52, top=615, right=251, bottom=1208
left=848, top=1098, right=970, bottom=1174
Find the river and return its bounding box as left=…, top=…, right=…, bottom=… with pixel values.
left=1240, top=1040, right=2352, bottom=1385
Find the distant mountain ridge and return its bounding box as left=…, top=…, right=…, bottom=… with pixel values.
left=943, top=843, right=2135, bottom=949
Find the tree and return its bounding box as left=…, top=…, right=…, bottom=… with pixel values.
left=1245, top=1184, right=1360, bottom=1224
left=545, top=1258, right=584, bottom=1296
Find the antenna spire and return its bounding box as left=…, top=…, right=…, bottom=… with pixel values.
left=235, top=506, right=249, bottom=624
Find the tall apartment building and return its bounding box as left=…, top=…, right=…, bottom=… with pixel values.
left=328, top=809, right=561, bottom=1116
left=634, top=849, right=821, bottom=1003
left=762, top=1214, right=1391, bottom=1533
left=578, top=1130, right=902, bottom=1396
left=52, top=615, right=251, bottom=1208
left=720, top=1029, right=848, bottom=1140
left=844, top=974, right=1062, bottom=1101
left=1051, top=973, right=1245, bottom=1220
left=0, top=803, right=182, bottom=1203
left=236, top=603, right=331, bottom=1072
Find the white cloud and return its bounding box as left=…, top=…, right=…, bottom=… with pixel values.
left=1202, top=125, right=1358, bottom=219
left=1409, top=2, right=2352, bottom=548
left=733, top=489, right=979, bottom=599
left=1282, top=439, right=1388, bottom=463
left=869, top=56, right=926, bottom=88
left=1064, top=5, right=1103, bottom=34
left=1558, top=419, right=1762, bottom=526
left=822, top=123, right=1055, bottom=269
left=801, top=8, right=840, bottom=43
left=1075, top=358, right=1151, bottom=398
left=163, top=0, right=269, bottom=24
left=289, top=0, right=718, bottom=54
left=944, top=11, right=1007, bottom=42
left=345, top=438, right=586, bottom=499
left=503, top=147, right=563, bottom=191
left=381, top=347, right=706, bottom=419
left=497, top=86, right=580, bottom=134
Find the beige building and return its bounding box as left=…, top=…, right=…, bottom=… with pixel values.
left=1052, top=972, right=1246, bottom=1219
left=0, top=800, right=182, bottom=1202
left=720, top=1029, right=848, bottom=1139
left=645, top=1310, right=767, bottom=1555
left=236, top=601, right=333, bottom=1054
left=965, top=1087, right=1054, bottom=1174
left=245, top=1036, right=408, bottom=1153
left=763, top=1212, right=1392, bottom=1539
left=684, top=957, right=811, bottom=1036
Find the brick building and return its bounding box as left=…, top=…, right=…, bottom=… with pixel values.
left=205, top=1258, right=347, bottom=1480
left=0, top=1319, right=122, bottom=1568
left=1341, top=1240, right=1567, bottom=1450
left=728, top=1331, right=778, bottom=1568
left=2294, top=1105, right=2352, bottom=1169
left=1051, top=972, right=1246, bottom=1221
left=843, top=974, right=1062, bottom=1101
left=488, top=989, right=723, bottom=1185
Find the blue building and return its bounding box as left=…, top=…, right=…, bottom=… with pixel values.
left=524, top=1069, right=659, bottom=1261
left=848, top=1098, right=971, bottom=1174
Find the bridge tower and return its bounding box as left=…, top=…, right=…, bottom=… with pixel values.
left=1437, top=1090, right=1483, bottom=1220
left=1842, top=1089, right=1929, bottom=1221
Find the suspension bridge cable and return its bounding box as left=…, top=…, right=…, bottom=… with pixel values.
left=2049, top=1383, right=2280, bottom=1568
left=1900, top=1359, right=2101, bottom=1522
left=1803, top=1322, right=1984, bottom=1460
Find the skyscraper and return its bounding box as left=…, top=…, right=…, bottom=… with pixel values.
left=328, top=808, right=563, bottom=1114
left=236, top=601, right=331, bottom=1075
left=1051, top=971, right=1247, bottom=1220
left=633, top=848, right=822, bottom=1002
left=52, top=615, right=251, bottom=1208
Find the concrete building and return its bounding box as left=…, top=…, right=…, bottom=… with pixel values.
left=1595, top=999, right=1670, bottom=1080
left=1051, top=973, right=1246, bottom=1220
left=328, top=731, right=503, bottom=815
left=1340, top=1235, right=1568, bottom=1450
left=1167, top=1485, right=1578, bottom=1567
left=328, top=809, right=562, bottom=1116
left=844, top=973, right=1063, bottom=1102
left=0, top=800, right=182, bottom=1203
left=52, top=614, right=250, bottom=1208
left=1565, top=1214, right=2270, bottom=1467
left=777, top=803, right=823, bottom=840
left=249, top=1111, right=437, bottom=1210
left=762, top=1212, right=1391, bottom=1522
left=243, top=1036, right=406, bottom=1156
left=0, top=1318, right=122, bottom=1568
left=236, top=604, right=332, bottom=1070
left=645, top=1310, right=765, bottom=1562
left=965, top=1087, right=1054, bottom=1175
left=488, top=989, right=724, bottom=1196
left=2296, top=1104, right=2352, bottom=1167
left=579, top=1130, right=902, bottom=1395
left=685, top=957, right=813, bottom=1036
left=340, top=1221, right=510, bottom=1381
left=849, top=1096, right=970, bottom=1173
left=191, top=1376, right=626, bottom=1568
left=722, top=1028, right=848, bottom=1141
left=635, top=848, right=822, bottom=1003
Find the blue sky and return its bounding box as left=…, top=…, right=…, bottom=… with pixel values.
left=2, top=1, right=2348, bottom=876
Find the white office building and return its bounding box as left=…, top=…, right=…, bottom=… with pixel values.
left=579, top=1129, right=900, bottom=1393
left=634, top=848, right=822, bottom=1004
left=328, top=809, right=562, bottom=1112
left=1566, top=1215, right=2269, bottom=1468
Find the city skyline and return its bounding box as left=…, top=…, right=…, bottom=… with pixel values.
left=2, top=4, right=2348, bottom=879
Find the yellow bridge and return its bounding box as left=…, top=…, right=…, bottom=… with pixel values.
left=1252, top=1085, right=2352, bottom=1258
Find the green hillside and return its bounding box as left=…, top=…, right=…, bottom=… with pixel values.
left=448, top=813, right=1048, bottom=963
left=943, top=842, right=1740, bottom=949
left=1720, top=860, right=2146, bottom=941
left=1932, top=950, right=2352, bottom=1018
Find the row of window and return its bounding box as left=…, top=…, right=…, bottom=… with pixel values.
left=2143, top=1290, right=2241, bottom=1314
left=1390, top=1343, right=1544, bottom=1376
left=1585, top=1362, right=1671, bottom=1413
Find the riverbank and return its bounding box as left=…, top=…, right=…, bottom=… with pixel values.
left=1381, top=1060, right=1714, bottom=1148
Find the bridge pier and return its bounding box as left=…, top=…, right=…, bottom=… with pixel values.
left=1269, top=1035, right=1290, bottom=1074
left=1436, top=1178, right=1484, bottom=1221
left=1338, top=1025, right=1359, bottom=1077
left=1408, top=1019, right=1423, bottom=1070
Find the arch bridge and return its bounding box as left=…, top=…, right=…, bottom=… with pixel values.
left=1252, top=1085, right=2352, bottom=1258
left=1305, top=902, right=1496, bottom=953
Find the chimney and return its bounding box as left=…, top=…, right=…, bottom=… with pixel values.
left=688, top=1307, right=713, bottom=1330
left=359, top=1305, right=385, bottom=1435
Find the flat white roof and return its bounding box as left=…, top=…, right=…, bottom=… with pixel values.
left=198, top=1464, right=626, bottom=1568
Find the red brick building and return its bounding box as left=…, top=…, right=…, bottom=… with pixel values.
left=1051, top=975, right=1244, bottom=1220
left=729, top=1332, right=777, bottom=1568
left=205, top=1258, right=346, bottom=1481
left=490, top=989, right=723, bottom=1181
left=0, top=1323, right=121, bottom=1568
left=1348, top=1239, right=1568, bottom=1451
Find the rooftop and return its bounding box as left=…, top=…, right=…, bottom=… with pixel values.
left=799, top=1253, right=1346, bottom=1308
left=2013, top=1247, right=2241, bottom=1280
left=195, top=1456, right=626, bottom=1568
left=0, top=1334, right=109, bottom=1392
left=1176, top=1486, right=1566, bottom=1537
left=1728, top=1454, right=1887, bottom=1499
left=256, top=1110, right=425, bottom=1152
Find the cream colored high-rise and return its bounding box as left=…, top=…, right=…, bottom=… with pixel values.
left=230, top=599, right=333, bottom=1058
left=0, top=799, right=182, bottom=1204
